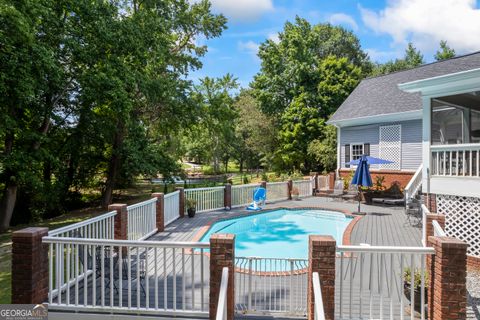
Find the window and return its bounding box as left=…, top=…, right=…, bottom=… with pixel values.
left=351, top=144, right=364, bottom=161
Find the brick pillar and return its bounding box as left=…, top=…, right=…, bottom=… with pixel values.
left=260, top=181, right=267, bottom=189
left=423, top=193, right=437, bottom=212
left=224, top=184, right=232, bottom=210
left=328, top=172, right=335, bottom=191
left=314, top=173, right=319, bottom=192
left=308, top=235, right=336, bottom=320
left=108, top=203, right=128, bottom=240
left=426, top=213, right=445, bottom=240
left=287, top=179, right=293, bottom=200
left=428, top=236, right=468, bottom=320
left=12, top=227, right=49, bottom=304
left=176, top=187, right=185, bottom=218
left=151, top=193, right=165, bottom=232
left=209, top=234, right=235, bottom=320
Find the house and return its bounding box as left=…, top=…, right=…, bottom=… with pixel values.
left=328, top=51, right=480, bottom=191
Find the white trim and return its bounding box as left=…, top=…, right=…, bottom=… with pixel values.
left=327, top=110, right=422, bottom=127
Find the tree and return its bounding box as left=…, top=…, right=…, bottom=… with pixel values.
left=308, top=125, right=337, bottom=173
left=371, top=42, right=424, bottom=76
left=435, top=40, right=456, bottom=61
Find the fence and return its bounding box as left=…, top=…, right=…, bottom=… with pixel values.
left=43, top=237, right=210, bottom=316
left=312, top=272, right=325, bottom=320
left=266, top=182, right=289, bottom=202
left=164, top=191, right=180, bottom=227
left=185, top=186, right=225, bottom=213
left=316, top=175, right=329, bottom=191
left=127, top=198, right=157, bottom=241
left=292, top=179, right=313, bottom=198
left=48, top=211, right=117, bottom=239
left=431, top=144, right=480, bottom=177
left=235, top=256, right=308, bottom=315
left=231, top=184, right=260, bottom=208
left=335, top=245, right=434, bottom=320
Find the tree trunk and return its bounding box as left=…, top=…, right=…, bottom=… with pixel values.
left=239, top=158, right=244, bottom=173
left=102, top=120, right=125, bottom=208
left=0, top=178, right=17, bottom=233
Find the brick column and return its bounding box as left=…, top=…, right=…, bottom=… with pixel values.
left=151, top=193, right=165, bottom=232
left=314, top=173, right=319, bottom=192
left=224, top=184, right=232, bottom=210
left=308, top=235, right=336, bottom=320
left=328, top=172, right=335, bottom=191
left=423, top=193, right=437, bottom=212
left=209, top=234, right=235, bottom=320
left=428, top=236, right=468, bottom=320
left=176, top=187, right=185, bottom=218
left=260, top=181, right=267, bottom=189
left=287, top=179, right=293, bottom=200
left=12, top=227, right=49, bottom=304
left=108, top=203, right=128, bottom=240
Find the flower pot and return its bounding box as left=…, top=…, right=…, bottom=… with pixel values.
left=404, top=282, right=427, bottom=313
left=187, top=208, right=196, bottom=218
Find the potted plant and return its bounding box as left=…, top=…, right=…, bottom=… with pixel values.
left=186, top=199, right=197, bottom=218
left=291, top=187, right=300, bottom=200
left=403, top=267, right=428, bottom=313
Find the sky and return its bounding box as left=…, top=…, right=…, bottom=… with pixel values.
left=190, top=0, right=480, bottom=88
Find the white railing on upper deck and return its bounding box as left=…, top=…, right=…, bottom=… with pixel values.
left=266, top=181, right=289, bottom=202
left=164, top=191, right=180, bottom=227
left=292, top=179, right=313, bottom=198
left=404, top=164, right=423, bottom=206
left=421, top=204, right=429, bottom=247
left=43, top=237, right=210, bottom=316
left=127, top=198, right=157, bottom=241
left=336, top=245, right=434, bottom=320
left=313, top=272, right=325, bottom=320
left=48, top=211, right=117, bottom=239
left=216, top=267, right=229, bottom=320
left=431, top=144, right=480, bottom=177
left=185, top=186, right=225, bottom=213
left=231, top=184, right=259, bottom=208
left=432, top=220, right=446, bottom=237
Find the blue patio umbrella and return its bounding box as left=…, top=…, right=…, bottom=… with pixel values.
left=347, top=155, right=394, bottom=166
left=351, top=155, right=374, bottom=213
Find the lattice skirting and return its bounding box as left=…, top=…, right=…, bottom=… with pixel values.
left=437, top=194, right=480, bottom=257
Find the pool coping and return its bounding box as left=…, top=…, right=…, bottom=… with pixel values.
left=189, top=204, right=364, bottom=275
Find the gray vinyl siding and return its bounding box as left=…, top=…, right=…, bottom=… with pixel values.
left=339, top=119, right=422, bottom=171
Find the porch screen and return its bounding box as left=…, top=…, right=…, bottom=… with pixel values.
left=379, top=125, right=401, bottom=170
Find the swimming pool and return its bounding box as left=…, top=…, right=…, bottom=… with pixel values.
left=200, top=209, right=353, bottom=259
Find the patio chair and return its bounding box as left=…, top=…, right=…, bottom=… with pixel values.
left=329, top=180, right=345, bottom=201
left=342, top=184, right=358, bottom=202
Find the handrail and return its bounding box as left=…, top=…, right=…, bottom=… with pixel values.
left=126, top=197, right=157, bottom=210
left=185, top=186, right=225, bottom=192
left=48, top=211, right=117, bottom=237
left=337, top=245, right=435, bottom=254
left=312, top=272, right=325, bottom=320
left=164, top=190, right=180, bottom=199
left=216, top=267, right=229, bottom=320
left=405, top=164, right=423, bottom=194
left=431, top=143, right=480, bottom=150
left=42, top=236, right=210, bottom=248
left=432, top=220, right=447, bottom=237
left=421, top=204, right=430, bottom=246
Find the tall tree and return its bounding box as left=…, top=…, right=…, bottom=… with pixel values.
left=435, top=40, right=456, bottom=61
left=371, top=42, right=424, bottom=76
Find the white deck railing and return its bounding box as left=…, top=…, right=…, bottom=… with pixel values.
left=421, top=204, right=429, bottom=247
left=431, top=144, right=480, bottom=177
left=43, top=237, right=210, bottom=316
left=266, top=181, right=289, bottom=202
left=185, top=186, right=225, bottom=213
left=48, top=211, right=117, bottom=239
left=432, top=220, right=446, bottom=237
left=336, top=245, right=434, bottom=320
left=404, top=164, right=423, bottom=206
left=164, top=191, right=180, bottom=227
left=235, top=256, right=308, bottom=315
left=292, top=179, right=313, bottom=198
left=231, top=184, right=259, bottom=208
left=313, top=272, right=325, bottom=320
left=216, top=267, right=229, bottom=320
left=127, top=198, right=157, bottom=241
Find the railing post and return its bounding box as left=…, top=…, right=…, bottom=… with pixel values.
left=151, top=193, right=165, bottom=232
left=327, top=172, right=335, bottom=191
left=210, top=234, right=235, bottom=320
left=12, top=227, right=49, bottom=304
left=108, top=203, right=128, bottom=240
left=424, top=192, right=437, bottom=212
left=287, top=179, right=293, bottom=200
left=308, top=235, right=336, bottom=320
left=176, top=187, right=185, bottom=218
left=314, top=173, right=319, bottom=193
left=260, top=181, right=267, bottom=189
left=224, top=183, right=232, bottom=210
left=428, top=235, right=468, bottom=320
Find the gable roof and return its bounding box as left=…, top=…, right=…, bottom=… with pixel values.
left=328, top=51, right=480, bottom=125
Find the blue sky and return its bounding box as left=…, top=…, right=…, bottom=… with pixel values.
left=190, top=0, right=480, bottom=88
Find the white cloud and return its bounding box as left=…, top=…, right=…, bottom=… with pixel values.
left=268, top=32, right=280, bottom=44
left=238, top=40, right=260, bottom=56
left=207, top=0, right=274, bottom=22
left=360, top=0, right=480, bottom=53
left=365, top=48, right=403, bottom=63
left=328, top=13, right=358, bottom=31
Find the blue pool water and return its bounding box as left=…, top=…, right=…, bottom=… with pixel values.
left=200, top=209, right=352, bottom=259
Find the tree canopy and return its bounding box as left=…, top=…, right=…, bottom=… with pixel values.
left=435, top=40, right=456, bottom=61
